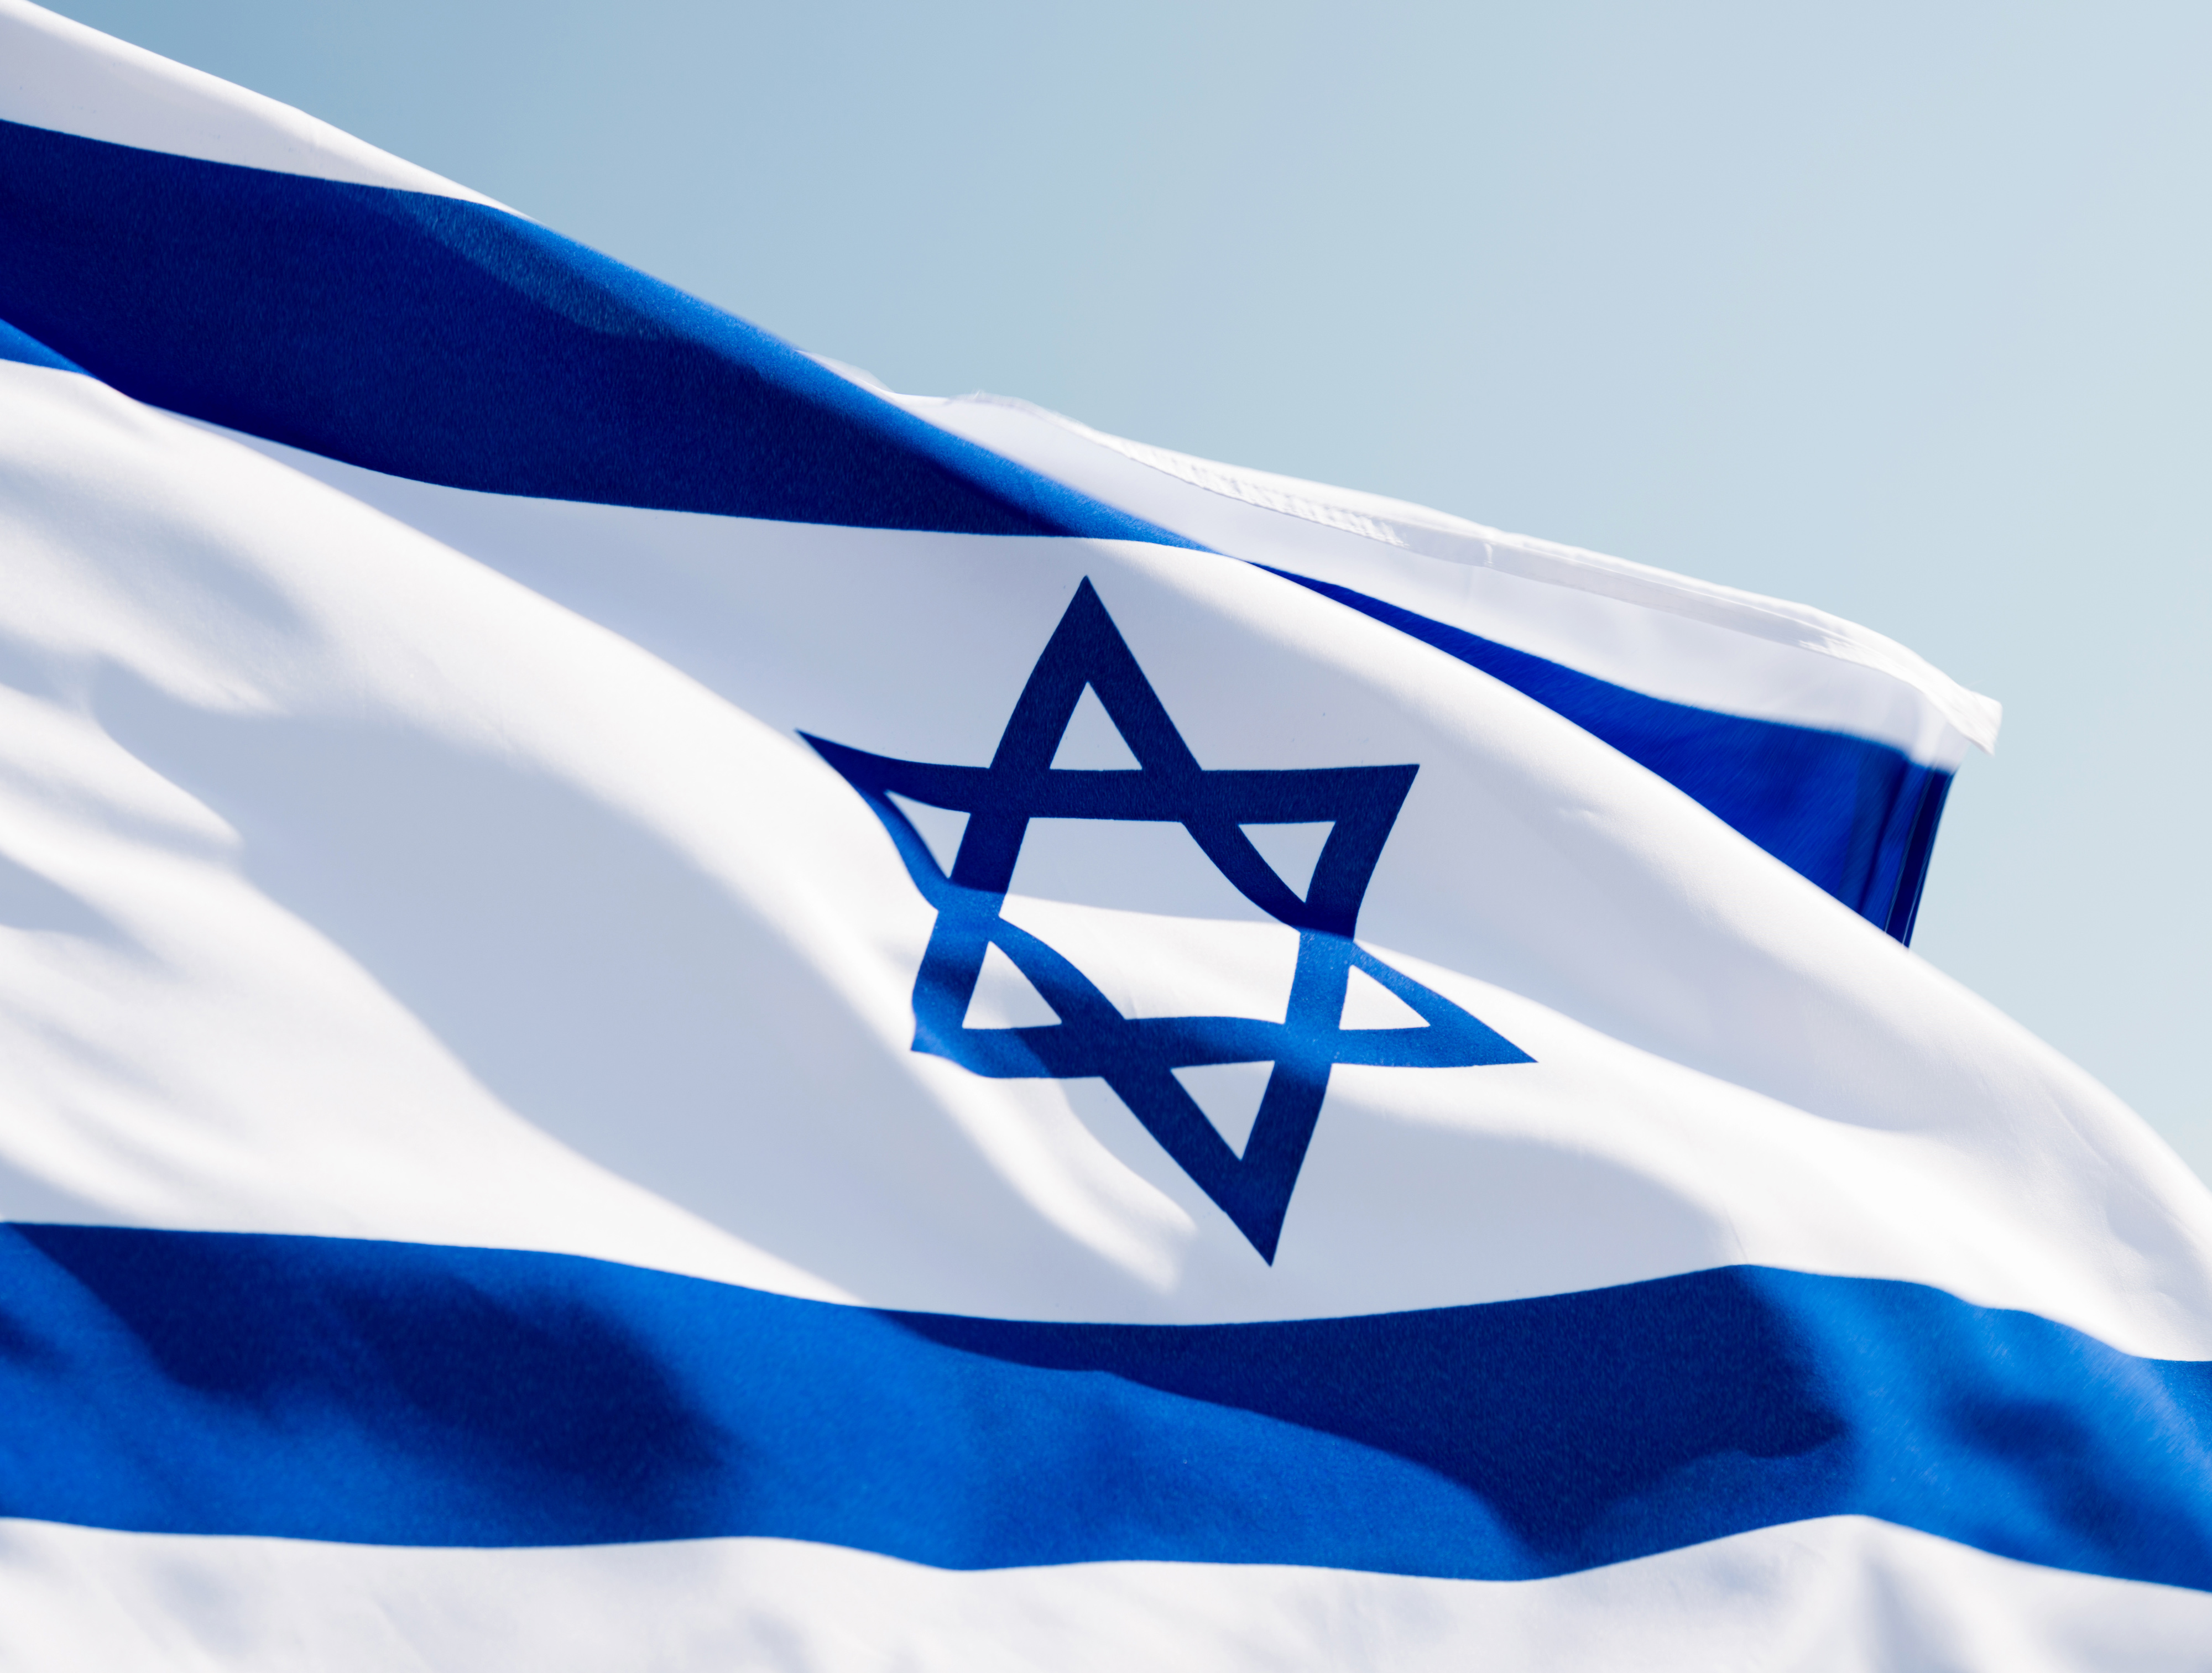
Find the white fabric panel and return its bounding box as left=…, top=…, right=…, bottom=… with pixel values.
left=0, top=0, right=500, bottom=206
left=1, top=360, right=2203, bottom=1350
left=850, top=377, right=2000, bottom=767
left=4, top=1517, right=2208, bottom=1672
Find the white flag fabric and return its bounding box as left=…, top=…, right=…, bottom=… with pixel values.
left=3, top=4, right=2211, bottom=1667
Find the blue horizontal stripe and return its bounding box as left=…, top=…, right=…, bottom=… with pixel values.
left=1266, top=569, right=1952, bottom=942
left=0, top=118, right=1961, bottom=938
left=0, top=120, right=1194, bottom=547
left=2, top=1225, right=2207, bottom=1587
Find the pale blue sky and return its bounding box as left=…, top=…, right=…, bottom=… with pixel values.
left=46, top=2, right=2212, bottom=1176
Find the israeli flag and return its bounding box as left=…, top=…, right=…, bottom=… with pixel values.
left=3, top=4, right=2210, bottom=1667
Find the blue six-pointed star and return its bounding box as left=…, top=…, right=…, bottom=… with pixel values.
left=804, top=580, right=1528, bottom=1261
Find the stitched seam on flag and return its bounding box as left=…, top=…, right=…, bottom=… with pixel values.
left=937, top=392, right=2000, bottom=755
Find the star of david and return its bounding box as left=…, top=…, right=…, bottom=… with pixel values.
left=804, top=579, right=1528, bottom=1262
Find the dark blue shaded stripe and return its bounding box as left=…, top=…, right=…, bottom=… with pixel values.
left=2, top=1225, right=2208, bottom=1588
left=1266, top=569, right=1952, bottom=941
left=0, top=120, right=1195, bottom=546
left=0, top=315, right=81, bottom=374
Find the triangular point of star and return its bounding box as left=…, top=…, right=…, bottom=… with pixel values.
left=964, top=944, right=1061, bottom=1029
left=1170, top=1060, right=1275, bottom=1157
left=1340, top=966, right=1428, bottom=1031
left=1240, top=821, right=1333, bottom=900
left=1051, top=685, right=1141, bottom=770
